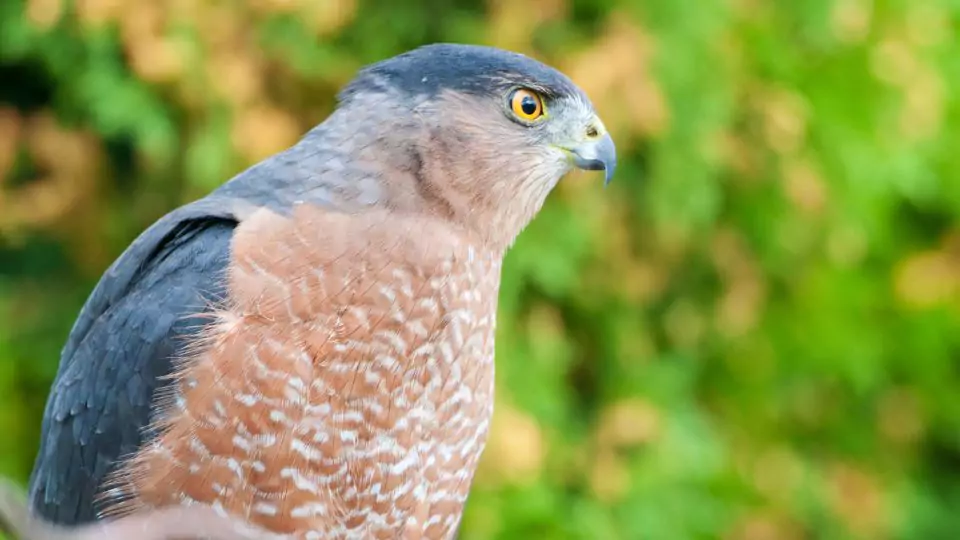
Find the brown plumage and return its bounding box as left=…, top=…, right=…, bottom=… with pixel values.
left=104, top=206, right=501, bottom=539
left=16, top=43, right=616, bottom=539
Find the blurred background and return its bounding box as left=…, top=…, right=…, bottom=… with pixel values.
left=1, top=0, right=959, bottom=538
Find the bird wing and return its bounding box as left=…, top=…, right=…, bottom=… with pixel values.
left=27, top=196, right=246, bottom=525
left=26, top=129, right=361, bottom=526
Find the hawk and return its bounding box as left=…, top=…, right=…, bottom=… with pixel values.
left=19, top=43, right=616, bottom=539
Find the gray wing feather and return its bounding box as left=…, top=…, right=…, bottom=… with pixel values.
left=27, top=139, right=367, bottom=526
left=28, top=206, right=238, bottom=524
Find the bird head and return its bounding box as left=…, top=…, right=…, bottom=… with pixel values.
left=330, top=43, right=616, bottom=250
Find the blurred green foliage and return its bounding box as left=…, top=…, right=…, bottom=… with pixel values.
left=2, top=0, right=960, bottom=538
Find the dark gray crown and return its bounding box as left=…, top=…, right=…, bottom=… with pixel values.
left=338, top=43, right=586, bottom=103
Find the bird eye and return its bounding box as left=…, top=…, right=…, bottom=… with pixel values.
left=509, top=88, right=544, bottom=121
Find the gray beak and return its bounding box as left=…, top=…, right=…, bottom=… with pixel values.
left=570, top=132, right=617, bottom=186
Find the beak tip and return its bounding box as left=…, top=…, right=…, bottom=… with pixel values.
left=602, top=152, right=617, bottom=187
left=569, top=132, right=617, bottom=186
left=602, top=134, right=617, bottom=186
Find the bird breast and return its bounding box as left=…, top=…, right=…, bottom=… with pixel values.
left=99, top=206, right=504, bottom=540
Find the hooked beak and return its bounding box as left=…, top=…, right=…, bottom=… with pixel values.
left=568, top=131, right=617, bottom=186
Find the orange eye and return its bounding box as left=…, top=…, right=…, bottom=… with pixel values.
left=509, top=88, right=544, bottom=121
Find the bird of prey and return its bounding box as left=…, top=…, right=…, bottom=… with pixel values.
left=21, top=43, right=616, bottom=539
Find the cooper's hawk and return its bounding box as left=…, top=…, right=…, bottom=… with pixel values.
left=20, top=43, right=616, bottom=539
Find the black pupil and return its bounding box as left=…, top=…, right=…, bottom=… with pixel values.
left=520, top=95, right=538, bottom=115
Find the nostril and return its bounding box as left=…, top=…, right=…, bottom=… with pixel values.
left=586, top=125, right=599, bottom=138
